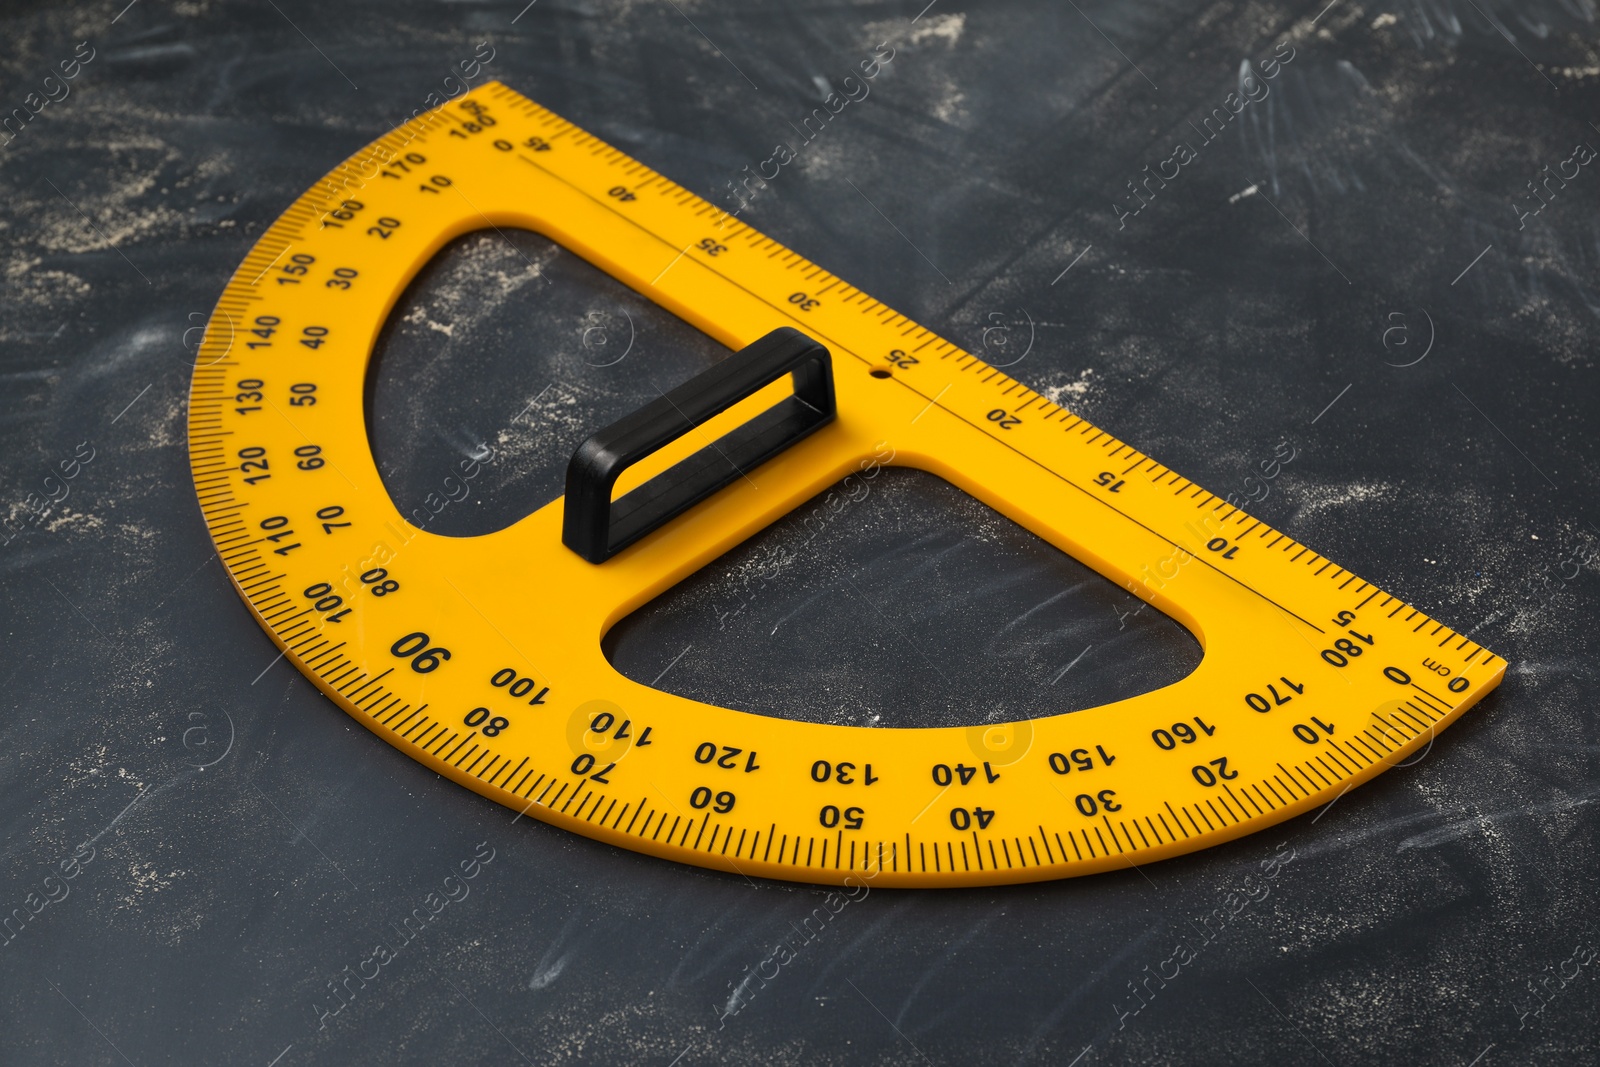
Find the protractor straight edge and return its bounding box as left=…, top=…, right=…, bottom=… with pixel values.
left=187, top=82, right=1505, bottom=887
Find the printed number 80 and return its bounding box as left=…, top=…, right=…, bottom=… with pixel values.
left=464, top=707, right=509, bottom=737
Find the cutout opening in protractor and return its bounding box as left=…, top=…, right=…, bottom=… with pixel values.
left=603, top=468, right=1204, bottom=729
left=365, top=226, right=736, bottom=538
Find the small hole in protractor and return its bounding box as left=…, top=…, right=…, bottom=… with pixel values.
left=603, top=469, right=1202, bottom=728
left=868, top=368, right=892, bottom=379
left=366, top=227, right=731, bottom=537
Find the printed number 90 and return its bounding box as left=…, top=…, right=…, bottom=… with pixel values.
left=390, top=631, right=451, bottom=673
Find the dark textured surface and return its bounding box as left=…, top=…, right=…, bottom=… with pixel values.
left=3, top=2, right=1599, bottom=1064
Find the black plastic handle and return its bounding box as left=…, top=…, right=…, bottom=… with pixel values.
left=562, top=327, right=836, bottom=563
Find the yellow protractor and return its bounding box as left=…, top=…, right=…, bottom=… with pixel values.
left=187, top=82, right=1504, bottom=887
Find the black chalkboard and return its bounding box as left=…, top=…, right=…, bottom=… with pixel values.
left=2, top=2, right=1596, bottom=1063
